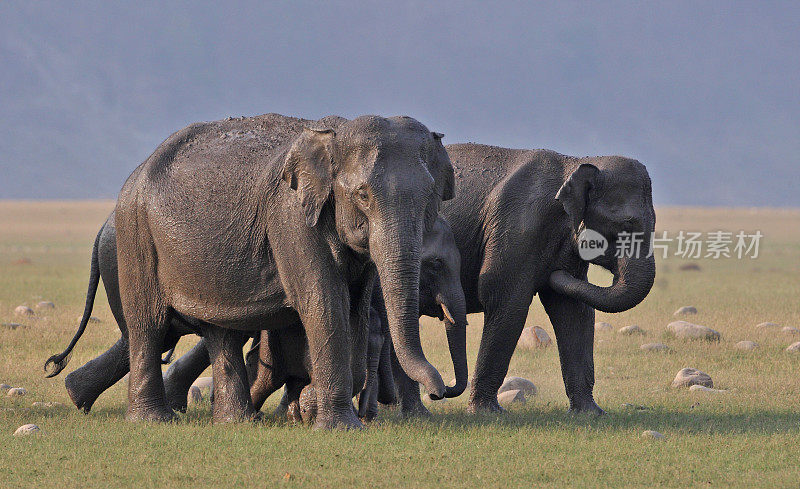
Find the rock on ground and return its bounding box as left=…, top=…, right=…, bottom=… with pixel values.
left=518, top=326, right=552, bottom=349
left=735, top=340, right=759, bottom=351
left=667, top=321, right=721, bottom=341
left=1, top=323, right=24, bottom=330
left=31, top=401, right=63, bottom=408
left=641, top=430, right=665, bottom=439
left=14, top=306, right=34, bottom=317
left=689, top=385, right=726, bottom=393
left=619, top=325, right=645, bottom=335
left=786, top=342, right=800, bottom=353
left=674, top=306, right=697, bottom=315
left=499, top=376, right=537, bottom=396
left=782, top=326, right=800, bottom=335
left=756, top=322, right=781, bottom=331
left=13, top=424, right=40, bottom=436
left=671, top=368, right=713, bottom=388
left=0, top=384, right=11, bottom=391
left=497, top=389, right=526, bottom=405
left=678, top=263, right=701, bottom=271
left=640, top=342, right=670, bottom=352
left=187, top=385, right=203, bottom=405
left=76, top=316, right=102, bottom=323
left=6, top=387, right=27, bottom=397
left=36, top=301, right=55, bottom=309
left=595, top=322, right=613, bottom=332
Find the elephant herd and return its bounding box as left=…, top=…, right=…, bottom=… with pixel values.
left=44, top=113, right=656, bottom=429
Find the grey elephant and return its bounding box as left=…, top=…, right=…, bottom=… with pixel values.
left=162, top=215, right=468, bottom=422
left=45, top=113, right=463, bottom=429
left=393, top=144, right=656, bottom=415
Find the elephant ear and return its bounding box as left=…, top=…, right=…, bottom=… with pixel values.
left=282, top=127, right=336, bottom=227
left=431, top=132, right=455, bottom=201
left=556, top=163, right=599, bottom=233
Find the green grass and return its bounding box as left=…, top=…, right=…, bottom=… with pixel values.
left=2, top=202, right=800, bottom=488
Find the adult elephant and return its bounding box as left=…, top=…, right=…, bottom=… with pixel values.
left=45, top=113, right=460, bottom=429
left=396, top=144, right=656, bottom=415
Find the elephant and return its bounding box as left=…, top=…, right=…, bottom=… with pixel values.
left=161, top=215, right=468, bottom=422
left=45, top=113, right=464, bottom=429
left=392, top=144, right=656, bottom=415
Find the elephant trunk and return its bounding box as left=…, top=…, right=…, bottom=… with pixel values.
left=549, top=254, right=656, bottom=313
left=370, top=223, right=446, bottom=400
left=438, top=295, right=469, bottom=398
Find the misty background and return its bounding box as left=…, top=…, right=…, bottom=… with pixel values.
left=1, top=1, right=798, bottom=206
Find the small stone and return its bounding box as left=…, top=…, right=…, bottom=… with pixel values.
left=782, top=326, right=800, bottom=335
left=497, top=389, right=526, bottom=405
left=192, top=376, right=214, bottom=393
left=756, top=322, right=781, bottom=331
left=671, top=368, right=713, bottom=388
left=36, top=301, right=55, bottom=310
left=674, top=306, right=697, bottom=315
left=31, top=401, right=63, bottom=408
left=518, top=326, right=552, bottom=349
left=499, top=376, right=537, bottom=396
left=14, top=306, right=34, bottom=317
left=1, top=323, right=24, bottom=330
left=595, top=321, right=613, bottom=332
left=13, top=424, right=40, bottom=436
left=77, top=316, right=102, bottom=323
left=689, top=385, right=726, bottom=393
left=7, top=387, right=27, bottom=397
left=640, top=342, right=670, bottom=352
left=678, top=263, right=701, bottom=271
left=641, top=430, right=664, bottom=439
left=734, top=340, right=759, bottom=351
left=786, top=342, right=800, bottom=353
left=667, top=321, right=720, bottom=341
left=0, top=384, right=11, bottom=391
left=187, top=385, right=203, bottom=405
left=619, top=325, right=645, bottom=335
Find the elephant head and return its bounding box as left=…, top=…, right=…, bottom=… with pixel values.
left=418, top=217, right=468, bottom=398
left=282, top=115, right=456, bottom=400
left=549, top=157, right=656, bottom=313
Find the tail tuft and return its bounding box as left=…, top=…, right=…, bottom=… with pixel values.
left=44, top=351, right=72, bottom=378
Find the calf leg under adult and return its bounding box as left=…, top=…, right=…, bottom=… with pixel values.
left=163, top=339, right=211, bottom=412
left=65, top=336, right=130, bottom=413
left=538, top=288, right=603, bottom=415
left=203, top=326, right=256, bottom=423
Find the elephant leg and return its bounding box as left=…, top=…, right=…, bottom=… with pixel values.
left=249, top=330, right=288, bottom=412
left=390, top=344, right=431, bottom=417
left=376, top=335, right=397, bottom=405
left=284, top=378, right=307, bottom=423
left=126, top=314, right=174, bottom=422
left=203, top=326, right=257, bottom=423
left=163, top=339, right=210, bottom=412
left=539, top=288, right=603, bottom=415
left=468, top=297, right=531, bottom=414
left=357, top=326, right=383, bottom=421
left=65, top=336, right=130, bottom=413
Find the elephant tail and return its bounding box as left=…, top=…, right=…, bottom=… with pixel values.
left=44, top=227, right=102, bottom=378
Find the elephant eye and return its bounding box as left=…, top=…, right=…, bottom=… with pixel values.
left=354, top=186, right=371, bottom=207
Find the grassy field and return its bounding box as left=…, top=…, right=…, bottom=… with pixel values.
left=1, top=201, right=799, bottom=488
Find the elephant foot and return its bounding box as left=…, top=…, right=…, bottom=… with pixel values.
left=400, top=400, right=431, bottom=419
left=298, top=385, right=317, bottom=425
left=568, top=398, right=605, bottom=416
left=64, top=370, right=105, bottom=413
left=163, top=382, right=190, bottom=413
left=286, top=400, right=303, bottom=424
left=313, top=409, right=364, bottom=430
left=466, top=396, right=506, bottom=415
left=212, top=407, right=259, bottom=424
left=125, top=403, right=176, bottom=422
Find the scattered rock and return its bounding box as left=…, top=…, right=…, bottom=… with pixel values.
left=497, top=389, right=526, bottom=405
left=0, top=384, right=11, bottom=391
left=36, top=301, right=55, bottom=310
left=640, top=342, right=670, bottom=352
left=782, top=326, right=800, bottom=335
left=31, top=401, right=63, bottom=408
left=667, top=321, right=720, bottom=341
left=756, top=322, right=781, bottom=331
left=14, top=306, right=34, bottom=317
left=187, top=385, right=203, bottom=405
left=641, top=430, right=665, bottom=439
left=13, top=424, right=41, bottom=436
left=671, top=368, right=713, bottom=388
left=1, top=323, right=24, bottom=330
left=621, top=403, right=650, bottom=411
left=678, top=263, right=701, bottom=271
left=786, top=342, right=800, bottom=353
left=618, top=325, right=645, bottom=336
left=734, top=340, right=759, bottom=351
left=518, top=326, right=552, bottom=349
left=192, top=376, right=214, bottom=393
left=7, top=387, right=27, bottom=397
left=595, top=321, right=613, bottom=332
left=76, top=316, right=102, bottom=323
left=689, top=385, right=726, bottom=393
left=674, top=306, right=697, bottom=315
left=499, top=376, right=537, bottom=396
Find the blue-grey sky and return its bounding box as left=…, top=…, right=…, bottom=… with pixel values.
left=1, top=1, right=798, bottom=205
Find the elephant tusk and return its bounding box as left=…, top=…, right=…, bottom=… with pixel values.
left=441, top=303, right=455, bottom=324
